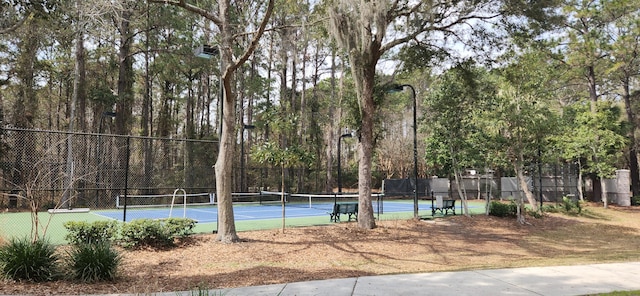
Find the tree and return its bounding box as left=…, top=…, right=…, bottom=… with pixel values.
left=148, top=0, right=275, bottom=242
left=557, top=102, right=627, bottom=208
left=253, top=141, right=314, bottom=232
left=327, top=0, right=515, bottom=229
left=252, top=105, right=314, bottom=231
left=0, top=0, right=51, bottom=34
left=606, top=0, right=640, bottom=196
left=423, top=61, right=494, bottom=216
left=489, top=51, right=561, bottom=222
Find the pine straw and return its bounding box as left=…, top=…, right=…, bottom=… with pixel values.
left=2, top=203, right=640, bottom=295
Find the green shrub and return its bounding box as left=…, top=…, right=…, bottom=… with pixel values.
left=526, top=208, right=543, bottom=219
left=560, top=196, right=582, bottom=215
left=541, top=204, right=559, bottom=213
left=632, top=196, right=640, bottom=206
left=120, top=218, right=195, bottom=248
left=0, top=237, right=60, bottom=282
left=64, top=220, right=120, bottom=245
left=164, top=218, right=196, bottom=238
left=489, top=201, right=517, bottom=217
left=66, top=242, right=121, bottom=282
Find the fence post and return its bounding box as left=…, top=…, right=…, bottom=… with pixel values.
left=123, top=136, right=130, bottom=222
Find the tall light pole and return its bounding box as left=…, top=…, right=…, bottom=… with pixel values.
left=194, top=44, right=221, bottom=233
left=241, top=124, right=255, bottom=192
left=389, top=84, right=419, bottom=219
left=337, top=132, right=353, bottom=193
left=194, top=45, right=222, bottom=137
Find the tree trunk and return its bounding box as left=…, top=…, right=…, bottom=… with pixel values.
left=214, top=0, right=239, bottom=242
left=116, top=10, right=134, bottom=136
left=587, top=65, right=602, bottom=202
left=577, top=160, right=584, bottom=201
left=453, top=170, right=470, bottom=216
left=214, top=70, right=239, bottom=242
left=11, top=19, right=39, bottom=208
left=515, top=154, right=539, bottom=212
left=355, top=67, right=376, bottom=229
left=450, top=149, right=469, bottom=216
left=114, top=10, right=134, bottom=205
left=141, top=6, right=154, bottom=194
left=325, top=50, right=338, bottom=193
left=185, top=72, right=196, bottom=188
left=601, top=178, right=608, bottom=208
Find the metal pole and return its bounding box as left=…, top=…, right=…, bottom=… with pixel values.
left=241, top=127, right=245, bottom=192
left=538, top=146, right=543, bottom=208
left=123, top=136, right=131, bottom=222
left=410, top=85, right=418, bottom=219
left=338, top=135, right=342, bottom=193
left=388, top=84, right=419, bottom=219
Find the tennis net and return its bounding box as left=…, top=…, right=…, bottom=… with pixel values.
left=116, top=191, right=215, bottom=209
left=258, top=191, right=384, bottom=212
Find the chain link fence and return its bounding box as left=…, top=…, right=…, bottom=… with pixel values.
left=1, top=128, right=218, bottom=211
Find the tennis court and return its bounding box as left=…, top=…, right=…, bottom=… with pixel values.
left=96, top=197, right=448, bottom=223
left=0, top=192, right=484, bottom=245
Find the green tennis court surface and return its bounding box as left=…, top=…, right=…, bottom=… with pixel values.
left=0, top=199, right=486, bottom=245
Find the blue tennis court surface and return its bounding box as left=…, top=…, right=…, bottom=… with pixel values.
left=93, top=201, right=468, bottom=223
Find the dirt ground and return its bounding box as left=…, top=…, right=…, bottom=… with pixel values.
left=2, top=203, right=640, bottom=295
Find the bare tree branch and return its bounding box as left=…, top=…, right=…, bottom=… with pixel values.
left=148, top=0, right=222, bottom=26
left=0, top=13, right=32, bottom=34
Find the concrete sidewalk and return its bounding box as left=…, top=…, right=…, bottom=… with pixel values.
left=163, top=262, right=640, bottom=296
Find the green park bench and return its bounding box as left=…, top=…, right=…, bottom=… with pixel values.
left=329, top=202, right=358, bottom=222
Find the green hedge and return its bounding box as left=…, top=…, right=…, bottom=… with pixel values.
left=63, top=220, right=120, bottom=245
left=489, top=201, right=517, bottom=217
left=119, top=218, right=196, bottom=248
left=64, top=218, right=196, bottom=248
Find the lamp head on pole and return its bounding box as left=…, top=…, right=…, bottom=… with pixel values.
left=194, top=45, right=219, bottom=59
left=386, top=83, right=406, bottom=93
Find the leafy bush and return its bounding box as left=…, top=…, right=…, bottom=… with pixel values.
left=64, top=220, right=120, bottom=245
left=540, top=196, right=582, bottom=216
left=120, top=218, right=195, bottom=248
left=541, top=204, right=559, bottom=213
left=632, top=196, right=640, bottom=206
left=66, top=242, right=121, bottom=282
left=526, top=208, right=543, bottom=219
left=561, top=196, right=582, bottom=215
left=164, top=218, right=196, bottom=238
left=0, top=237, right=60, bottom=282
left=489, top=201, right=517, bottom=217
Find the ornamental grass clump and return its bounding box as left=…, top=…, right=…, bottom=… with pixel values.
left=66, top=242, right=121, bottom=282
left=0, top=237, right=60, bottom=282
